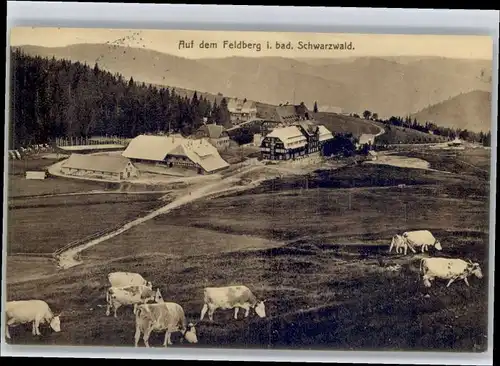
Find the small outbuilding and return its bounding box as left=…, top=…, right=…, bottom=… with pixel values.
left=60, top=153, right=138, bottom=181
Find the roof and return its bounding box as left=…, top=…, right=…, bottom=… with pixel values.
left=265, top=126, right=307, bottom=149
left=275, top=104, right=310, bottom=123
left=197, top=124, right=227, bottom=139
left=317, top=125, right=334, bottom=141
left=227, top=99, right=257, bottom=114
left=122, top=134, right=229, bottom=172
left=62, top=153, right=131, bottom=173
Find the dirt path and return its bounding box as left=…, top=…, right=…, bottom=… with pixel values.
left=55, top=165, right=270, bottom=269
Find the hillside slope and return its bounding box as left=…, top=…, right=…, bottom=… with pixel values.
left=15, top=44, right=491, bottom=124
left=411, top=90, right=492, bottom=133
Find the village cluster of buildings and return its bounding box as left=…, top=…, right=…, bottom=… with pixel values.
left=57, top=101, right=338, bottom=182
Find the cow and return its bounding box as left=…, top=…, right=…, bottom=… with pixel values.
left=5, top=300, right=61, bottom=339
left=134, top=302, right=198, bottom=348
left=200, top=285, right=266, bottom=322
left=108, top=271, right=153, bottom=289
left=388, top=234, right=416, bottom=255
left=105, top=285, right=163, bottom=318
left=420, top=257, right=483, bottom=288
left=402, top=230, right=442, bottom=253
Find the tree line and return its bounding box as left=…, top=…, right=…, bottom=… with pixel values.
left=360, top=110, right=491, bottom=147
left=9, top=49, right=232, bottom=149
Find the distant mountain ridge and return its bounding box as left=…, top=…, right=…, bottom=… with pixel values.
left=13, top=44, right=492, bottom=131
left=410, top=90, right=492, bottom=133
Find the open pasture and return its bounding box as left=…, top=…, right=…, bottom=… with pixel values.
left=5, top=228, right=489, bottom=351
left=312, top=112, right=381, bottom=137
left=375, top=125, right=447, bottom=145
left=7, top=193, right=164, bottom=254
left=5, top=152, right=491, bottom=352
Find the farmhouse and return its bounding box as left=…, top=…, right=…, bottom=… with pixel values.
left=194, top=123, right=231, bottom=151
left=227, top=99, right=257, bottom=124
left=275, top=104, right=310, bottom=124
left=260, top=123, right=334, bottom=161
left=60, top=153, right=138, bottom=181
left=122, top=134, right=230, bottom=174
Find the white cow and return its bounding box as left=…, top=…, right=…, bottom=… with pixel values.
left=5, top=300, right=61, bottom=339
left=402, top=230, right=442, bottom=253
left=420, top=257, right=483, bottom=288
left=134, top=302, right=198, bottom=348
left=200, top=285, right=266, bottom=322
left=105, top=285, right=163, bottom=318
left=108, top=272, right=153, bottom=289
left=388, top=234, right=416, bottom=255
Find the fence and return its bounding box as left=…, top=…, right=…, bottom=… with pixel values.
left=55, top=136, right=129, bottom=147
left=52, top=219, right=132, bottom=257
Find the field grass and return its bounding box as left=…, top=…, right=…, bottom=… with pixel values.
left=391, top=148, right=491, bottom=181
left=312, top=112, right=381, bottom=137
left=375, top=125, right=448, bottom=145
left=5, top=149, right=492, bottom=351
left=7, top=158, right=117, bottom=198
left=7, top=194, right=164, bottom=254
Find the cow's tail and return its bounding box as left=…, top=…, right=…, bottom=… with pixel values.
left=105, top=288, right=112, bottom=304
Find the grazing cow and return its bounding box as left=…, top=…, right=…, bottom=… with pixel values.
left=105, top=285, right=163, bottom=318
left=134, top=302, right=198, bottom=348
left=5, top=300, right=61, bottom=339
left=200, top=285, right=266, bottom=322
left=402, top=230, right=442, bottom=253
left=389, top=234, right=416, bottom=255
left=108, top=272, right=153, bottom=289
left=420, top=257, right=483, bottom=288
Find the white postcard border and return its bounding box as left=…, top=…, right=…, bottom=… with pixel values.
left=3, top=2, right=499, bottom=365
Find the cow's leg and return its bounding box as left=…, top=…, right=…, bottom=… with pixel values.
left=389, top=242, right=394, bottom=253
left=200, top=303, right=208, bottom=321
left=207, top=304, right=216, bottom=322
left=143, top=328, right=152, bottom=348
left=34, top=318, right=42, bottom=336
left=421, top=245, right=426, bottom=253
left=5, top=324, right=11, bottom=339
left=134, top=326, right=142, bottom=347
left=32, top=321, right=37, bottom=336
left=165, top=332, right=173, bottom=346
left=403, top=244, right=408, bottom=256
left=113, top=304, right=120, bottom=318
left=463, top=277, right=470, bottom=287
left=243, top=304, right=251, bottom=318
left=234, top=307, right=239, bottom=320
left=447, top=277, right=457, bottom=287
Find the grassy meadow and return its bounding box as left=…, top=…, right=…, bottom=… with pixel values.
left=5, top=147, right=492, bottom=352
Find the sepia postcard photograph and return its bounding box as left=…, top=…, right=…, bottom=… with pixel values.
left=3, top=25, right=496, bottom=355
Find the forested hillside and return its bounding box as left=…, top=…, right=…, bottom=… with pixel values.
left=8, top=49, right=231, bottom=148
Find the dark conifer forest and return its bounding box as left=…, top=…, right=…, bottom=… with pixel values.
left=9, top=49, right=231, bottom=149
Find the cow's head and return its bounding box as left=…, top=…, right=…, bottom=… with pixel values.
left=434, top=240, right=443, bottom=251
left=50, top=314, right=61, bottom=332
left=254, top=300, right=266, bottom=318
left=183, top=322, right=198, bottom=344
left=154, top=288, right=164, bottom=303
left=467, top=261, right=483, bottom=279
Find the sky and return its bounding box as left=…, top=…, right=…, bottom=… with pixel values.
left=10, top=27, right=494, bottom=60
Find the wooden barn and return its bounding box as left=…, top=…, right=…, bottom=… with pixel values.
left=60, top=154, right=138, bottom=181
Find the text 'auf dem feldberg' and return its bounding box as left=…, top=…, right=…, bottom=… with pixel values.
left=178, top=40, right=355, bottom=52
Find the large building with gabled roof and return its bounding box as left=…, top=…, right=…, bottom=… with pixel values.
left=260, top=122, right=334, bottom=161
left=122, top=134, right=230, bottom=174
left=60, top=153, right=138, bottom=181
